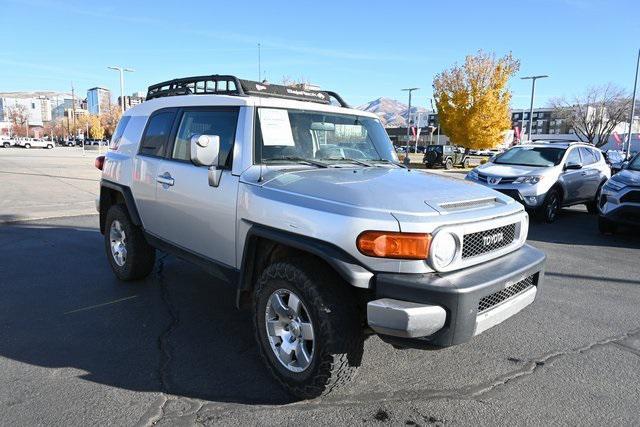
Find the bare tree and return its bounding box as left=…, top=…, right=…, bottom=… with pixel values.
left=550, top=84, right=630, bottom=147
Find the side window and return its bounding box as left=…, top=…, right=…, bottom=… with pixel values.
left=590, top=148, right=602, bottom=162
left=566, top=148, right=581, bottom=165
left=110, top=116, right=131, bottom=149
left=579, top=147, right=597, bottom=165
left=139, top=111, right=176, bottom=157
left=171, top=109, right=239, bottom=165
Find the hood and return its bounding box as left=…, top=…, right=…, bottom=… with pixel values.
left=612, top=169, right=640, bottom=186
left=255, top=167, right=509, bottom=215
left=476, top=162, right=549, bottom=177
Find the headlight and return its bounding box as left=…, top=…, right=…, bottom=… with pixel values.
left=604, top=179, right=625, bottom=192
left=430, top=231, right=459, bottom=269
left=467, top=170, right=479, bottom=180
left=514, top=175, right=543, bottom=185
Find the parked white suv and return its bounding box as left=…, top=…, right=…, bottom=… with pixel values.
left=17, top=138, right=54, bottom=149
left=96, top=75, right=546, bottom=398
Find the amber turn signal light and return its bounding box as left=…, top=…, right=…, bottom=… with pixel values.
left=356, top=231, right=431, bottom=260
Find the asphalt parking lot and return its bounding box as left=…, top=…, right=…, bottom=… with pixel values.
left=1, top=149, right=640, bottom=425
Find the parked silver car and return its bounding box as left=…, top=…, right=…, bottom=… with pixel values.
left=466, top=142, right=610, bottom=222
left=598, top=153, right=640, bottom=233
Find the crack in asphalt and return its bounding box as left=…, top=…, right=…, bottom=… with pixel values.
left=134, top=258, right=640, bottom=424
left=139, top=320, right=640, bottom=424
left=137, top=254, right=180, bottom=427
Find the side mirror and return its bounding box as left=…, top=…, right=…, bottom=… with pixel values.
left=621, top=161, right=629, bottom=170
left=564, top=162, right=582, bottom=170
left=190, top=134, right=223, bottom=187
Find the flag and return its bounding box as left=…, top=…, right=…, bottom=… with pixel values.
left=612, top=131, right=622, bottom=145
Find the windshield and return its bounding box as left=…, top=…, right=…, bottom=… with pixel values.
left=628, top=155, right=640, bottom=171
left=255, top=108, right=397, bottom=165
left=493, top=146, right=566, bottom=167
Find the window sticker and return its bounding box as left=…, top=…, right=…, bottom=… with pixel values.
left=258, top=108, right=295, bottom=146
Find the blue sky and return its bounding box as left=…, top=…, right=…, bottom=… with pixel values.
left=1, top=0, right=638, bottom=109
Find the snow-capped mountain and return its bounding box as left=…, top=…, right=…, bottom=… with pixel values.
left=357, top=97, right=429, bottom=127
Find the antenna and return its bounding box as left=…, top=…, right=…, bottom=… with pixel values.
left=258, top=43, right=261, bottom=82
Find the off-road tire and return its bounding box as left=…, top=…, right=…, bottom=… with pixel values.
left=444, top=158, right=453, bottom=170
left=253, top=258, right=364, bottom=399
left=537, top=188, right=561, bottom=223
left=104, top=204, right=155, bottom=281
left=598, top=216, right=617, bottom=234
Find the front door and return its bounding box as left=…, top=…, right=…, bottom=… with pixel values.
left=561, top=147, right=584, bottom=204
left=153, top=107, right=240, bottom=268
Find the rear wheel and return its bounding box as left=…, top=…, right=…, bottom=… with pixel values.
left=254, top=258, right=364, bottom=399
left=586, top=183, right=604, bottom=214
left=2, top=142, right=9, bottom=148
left=46, top=144, right=53, bottom=149
left=538, top=188, right=561, bottom=223
left=24, top=143, right=31, bottom=149
left=104, top=204, right=156, bottom=281
left=598, top=216, right=617, bottom=234
left=463, top=158, right=470, bottom=169
left=444, top=158, right=453, bottom=170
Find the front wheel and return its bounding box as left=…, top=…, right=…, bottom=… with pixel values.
left=2, top=142, right=9, bottom=148
left=24, top=143, right=31, bottom=149
left=463, top=158, right=470, bottom=169
left=46, top=144, right=53, bottom=149
left=254, top=259, right=364, bottom=399
left=538, top=189, right=561, bottom=223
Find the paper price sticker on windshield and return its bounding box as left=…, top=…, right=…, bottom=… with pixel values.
left=258, top=108, right=295, bottom=147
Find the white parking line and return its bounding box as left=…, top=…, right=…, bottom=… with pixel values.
left=64, top=295, right=138, bottom=315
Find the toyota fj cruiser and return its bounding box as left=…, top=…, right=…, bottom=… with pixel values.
left=96, top=75, right=546, bottom=399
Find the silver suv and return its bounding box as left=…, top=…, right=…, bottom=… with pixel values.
left=466, top=141, right=610, bottom=222
left=598, top=153, right=640, bottom=233
left=96, top=75, right=545, bottom=399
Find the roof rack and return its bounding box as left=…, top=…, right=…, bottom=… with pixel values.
left=146, top=74, right=350, bottom=107
left=531, top=139, right=589, bottom=145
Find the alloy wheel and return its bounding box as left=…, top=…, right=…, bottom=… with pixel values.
left=265, top=289, right=315, bottom=373
left=109, top=220, right=127, bottom=267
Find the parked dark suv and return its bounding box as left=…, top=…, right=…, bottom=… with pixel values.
left=423, top=145, right=469, bottom=169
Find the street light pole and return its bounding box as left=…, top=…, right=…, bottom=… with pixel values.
left=625, top=49, right=639, bottom=160
left=402, top=87, right=419, bottom=161
left=521, top=75, right=548, bottom=141
left=108, top=66, right=135, bottom=113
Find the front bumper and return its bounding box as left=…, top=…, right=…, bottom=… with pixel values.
left=599, top=187, right=640, bottom=226
left=367, top=243, right=545, bottom=347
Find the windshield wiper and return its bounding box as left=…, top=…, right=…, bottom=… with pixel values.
left=263, top=156, right=329, bottom=168
left=322, top=157, right=374, bottom=167
left=371, top=159, right=407, bottom=168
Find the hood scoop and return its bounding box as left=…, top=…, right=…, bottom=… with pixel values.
left=436, top=197, right=502, bottom=212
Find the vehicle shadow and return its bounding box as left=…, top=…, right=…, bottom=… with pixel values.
left=527, top=206, right=640, bottom=249
left=0, top=221, right=293, bottom=405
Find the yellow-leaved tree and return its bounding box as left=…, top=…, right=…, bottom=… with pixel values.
left=433, top=51, right=520, bottom=150
left=88, top=115, right=105, bottom=140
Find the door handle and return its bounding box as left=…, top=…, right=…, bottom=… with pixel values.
left=157, top=173, right=175, bottom=186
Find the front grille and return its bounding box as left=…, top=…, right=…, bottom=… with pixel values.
left=477, top=275, right=535, bottom=313
left=477, top=174, right=517, bottom=184
left=496, top=189, right=522, bottom=202
left=620, top=190, right=640, bottom=204
left=462, top=223, right=517, bottom=258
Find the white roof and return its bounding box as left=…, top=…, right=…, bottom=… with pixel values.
left=125, top=94, right=378, bottom=119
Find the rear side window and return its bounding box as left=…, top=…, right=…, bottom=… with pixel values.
left=579, top=147, right=597, bottom=165
left=171, top=109, right=239, bottom=165
left=110, top=116, right=131, bottom=150
left=139, top=111, right=176, bottom=157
